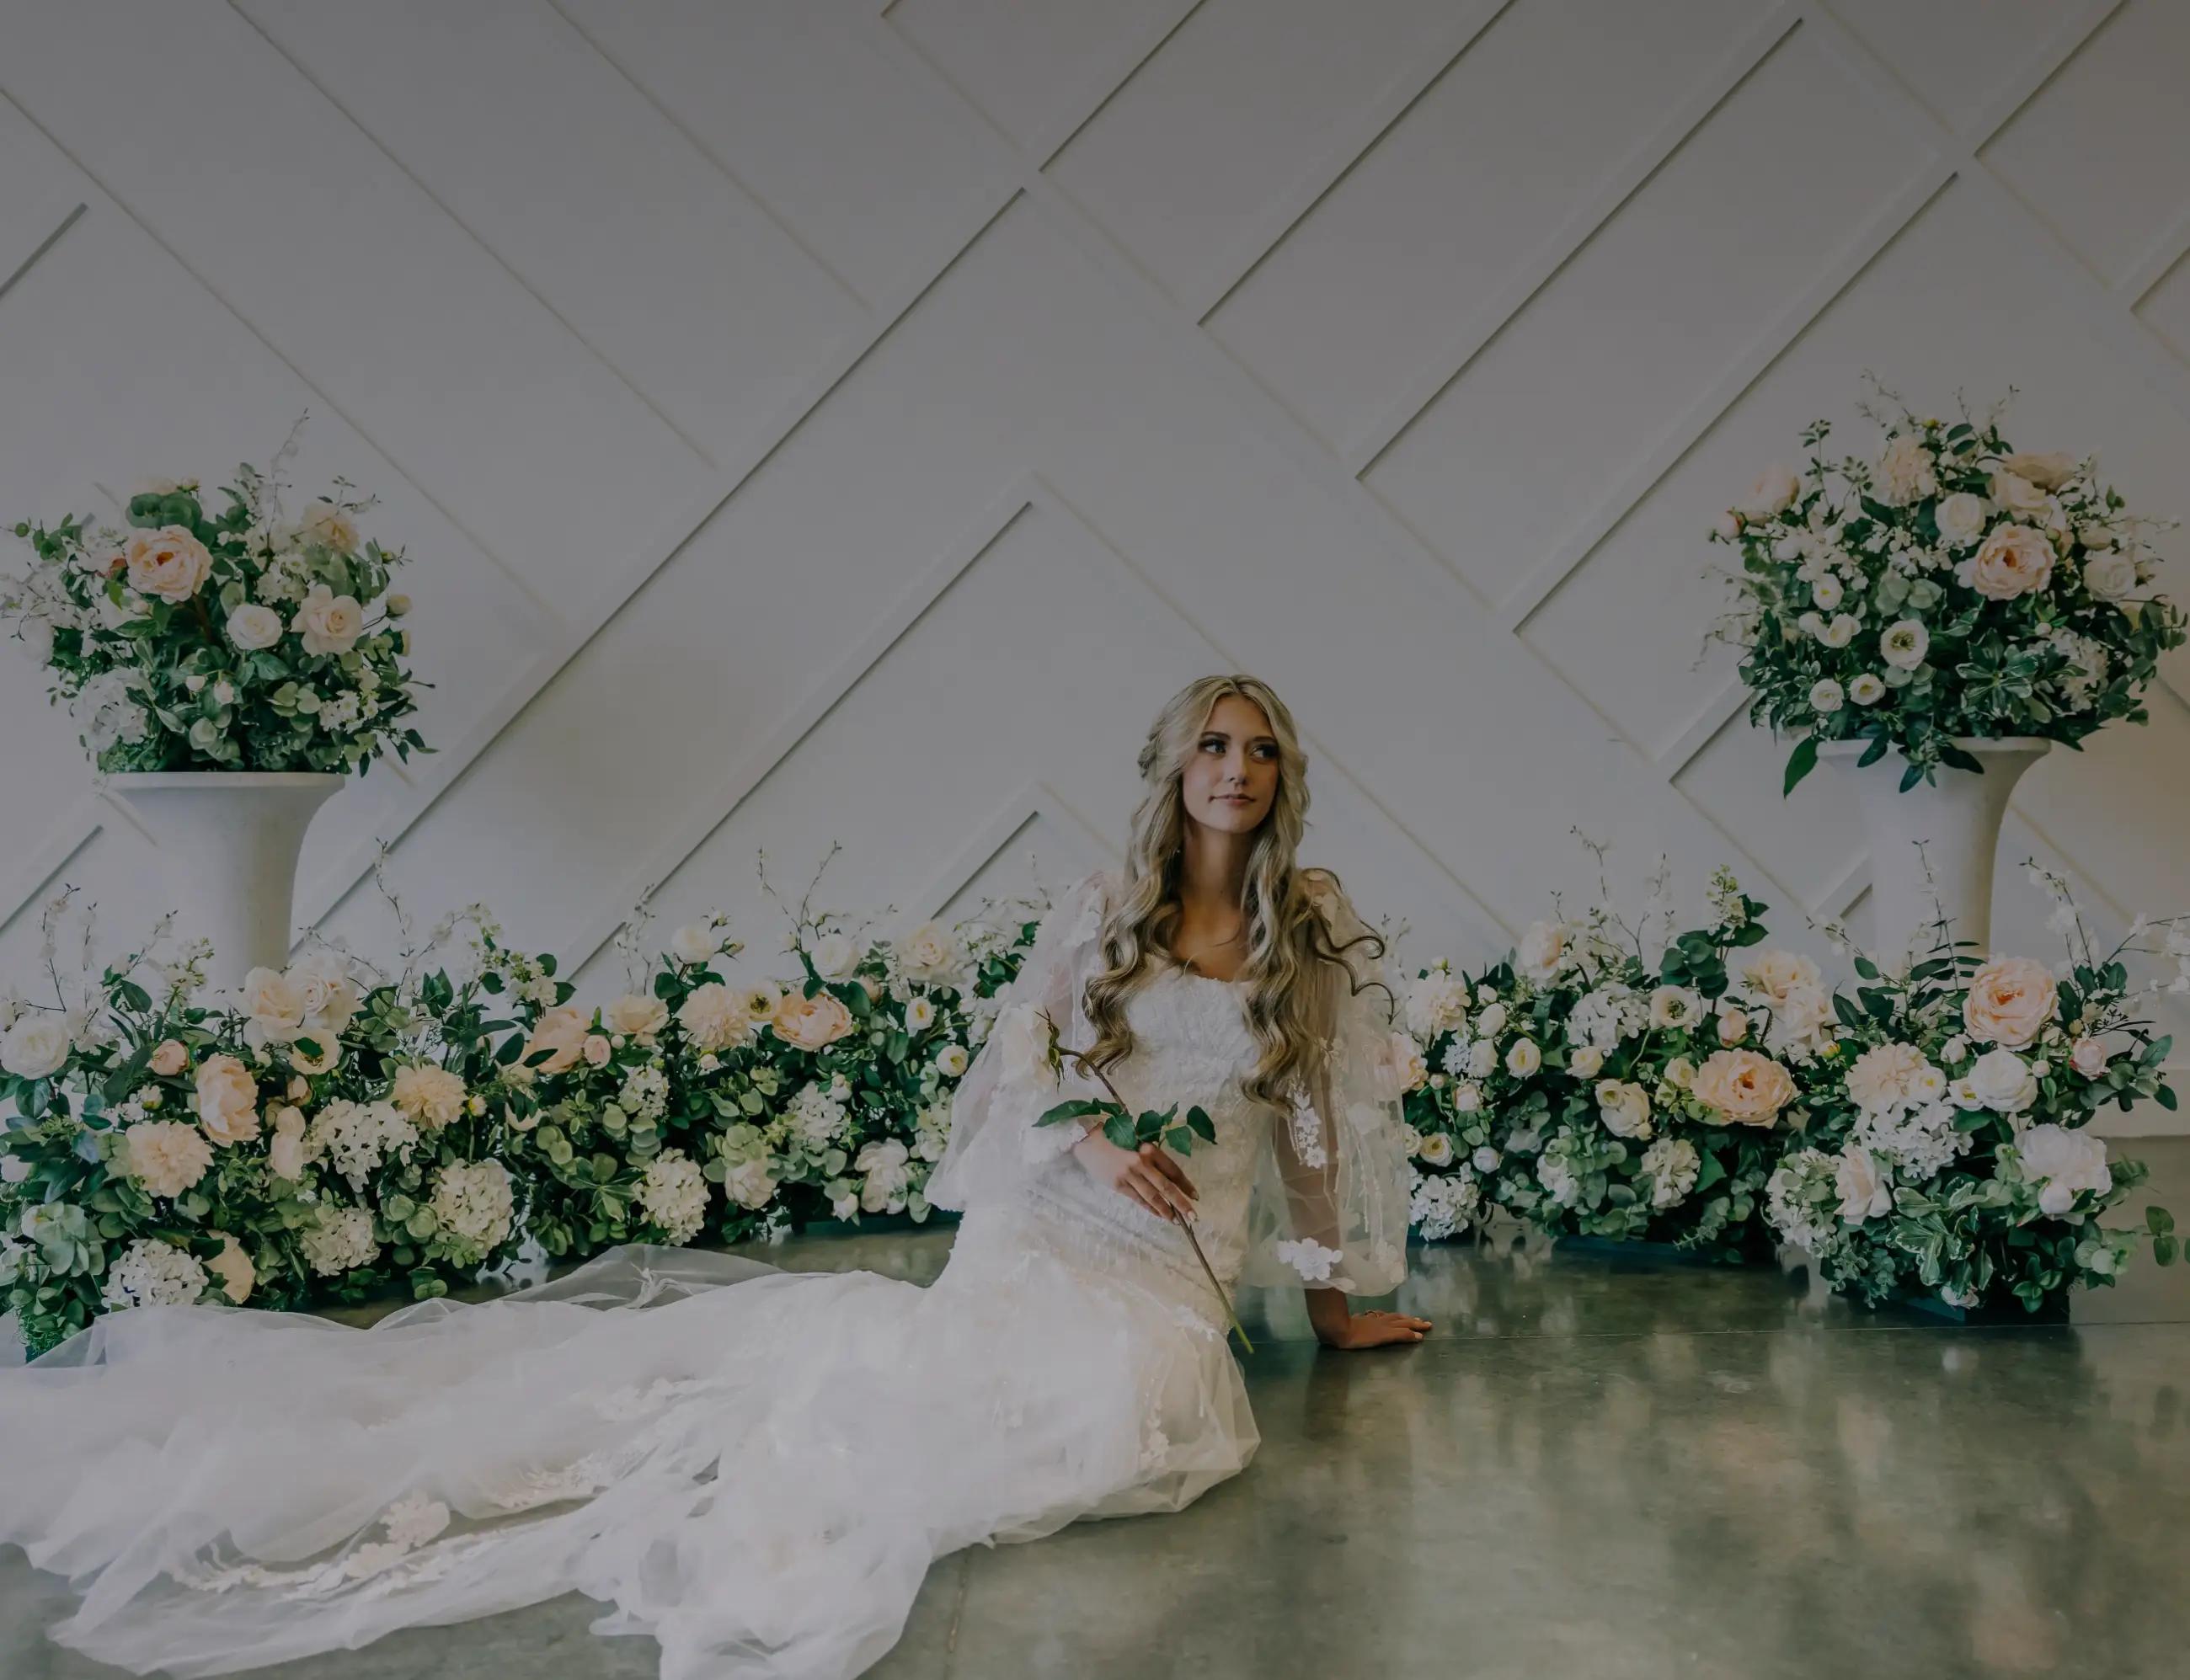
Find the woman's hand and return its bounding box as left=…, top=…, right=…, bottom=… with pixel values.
left=1306, top=1287, right=1430, bottom=1349
left=1071, top=1133, right=1199, bottom=1221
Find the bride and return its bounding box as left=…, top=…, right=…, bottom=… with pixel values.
left=1, top=672, right=1429, bottom=1680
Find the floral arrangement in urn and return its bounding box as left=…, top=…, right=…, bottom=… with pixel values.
left=1400, top=861, right=1808, bottom=1263
left=1765, top=865, right=2182, bottom=1314
left=1709, top=381, right=2184, bottom=793
left=2, top=434, right=426, bottom=775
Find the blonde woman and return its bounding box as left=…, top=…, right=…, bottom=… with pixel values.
left=3, top=674, right=1426, bottom=1680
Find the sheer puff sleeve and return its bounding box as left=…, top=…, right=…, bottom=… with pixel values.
left=1241, top=874, right=1413, bottom=1296
left=923, top=869, right=1113, bottom=1214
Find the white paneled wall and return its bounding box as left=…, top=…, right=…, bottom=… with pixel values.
left=3, top=0, right=2187, bottom=1133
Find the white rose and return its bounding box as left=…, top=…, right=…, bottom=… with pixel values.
left=226, top=603, right=285, bottom=650
left=1595, top=1079, right=1653, bottom=1140
left=290, top=584, right=365, bottom=656
left=1934, top=493, right=1991, bottom=548
left=670, top=921, right=725, bottom=966
left=895, top=922, right=963, bottom=985
left=2081, top=547, right=2136, bottom=601
left=1568, top=1044, right=1605, bottom=1079
left=1835, top=1146, right=1894, bottom=1223
left=1879, top=619, right=1929, bottom=670
left=1472, top=1145, right=1500, bottom=1173
left=603, top=994, right=670, bottom=1043
left=1849, top=673, right=1887, bottom=707
left=1738, top=463, right=1801, bottom=520
left=1808, top=678, right=1845, bottom=715
left=239, top=965, right=307, bottom=1046
left=1964, top=1047, right=2038, bottom=1113
left=1988, top=469, right=2053, bottom=520
left=2, top=1014, right=73, bottom=1079
left=809, top=931, right=860, bottom=979
left=1505, top=1037, right=1541, bottom=1078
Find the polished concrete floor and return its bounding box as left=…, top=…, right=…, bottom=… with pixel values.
left=7, top=1139, right=2187, bottom=1680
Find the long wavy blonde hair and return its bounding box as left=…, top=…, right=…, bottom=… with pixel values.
left=1081, top=674, right=1391, bottom=1108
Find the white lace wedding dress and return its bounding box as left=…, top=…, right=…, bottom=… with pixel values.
left=0, top=869, right=1410, bottom=1680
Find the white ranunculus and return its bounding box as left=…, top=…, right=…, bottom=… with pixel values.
left=1808, top=678, right=1845, bottom=715
left=1964, top=1048, right=2038, bottom=1113
left=1835, top=1146, right=1894, bottom=1223
left=1416, top=1131, right=1455, bottom=1167
left=1819, top=614, right=1859, bottom=649
left=1810, top=574, right=1845, bottom=611
left=1849, top=672, right=1887, bottom=706
left=226, top=602, right=284, bottom=650
left=935, top=1043, right=969, bottom=1079
left=1505, top=1037, right=1541, bottom=1078
left=904, top=995, right=936, bottom=1033
left=2016, top=1123, right=2110, bottom=1216
left=1879, top=619, right=1929, bottom=670
left=2081, top=547, right=2136, bottom=601
left=1648, top=986, right=1704, bottom=1032
left=1934, top=492, right=1991, bottom=548
left=1568, top=1044, right=1605, bottom=1080
left=2, top=1014, right=73, bottom=1079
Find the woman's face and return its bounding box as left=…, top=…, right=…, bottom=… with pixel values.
left=1181, top=692, right=1280, bottom=835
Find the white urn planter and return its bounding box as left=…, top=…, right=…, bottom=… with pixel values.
left=1818, top=738, right=2052, bottom=968
left=101, top=773, right=344, bottom=990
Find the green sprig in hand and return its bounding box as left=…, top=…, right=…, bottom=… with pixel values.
left=1018, top=1006, right=1252, bottom=1352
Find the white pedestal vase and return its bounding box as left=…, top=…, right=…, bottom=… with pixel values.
left=100, top=772, right=345, bottom=991
left=1817, top=738, right=2052, bottom=968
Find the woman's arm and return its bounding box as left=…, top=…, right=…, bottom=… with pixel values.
left=1305, top=1285, right=1429, bottom=1349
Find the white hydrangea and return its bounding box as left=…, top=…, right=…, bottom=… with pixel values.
left=1639, top=1137, right=1700, bottom=1210
left=637, top=1149, right=711, bottom=1245
left=305, top=1099, right=419, bottom=1192
left=100, top=1237, right=210, bottom=1310
left=911, top=1103, right=951, bottom=1165
left=2044, top=626, right=2110, bottom=706
left=618, top=1064, right=670, bottom=1123
left=428, top=1159, right=515, bottom=1254
left=1408, top=1170, right=1480, bottom=1241
left=787, top=1080, right=849, bottom=1149
left=301, top=1206, right=380, bottom=1277
left=1765, top=1149, right=1839, bottom=1254
left=1851, top=1099, right=1966, bottom=1181
left=1567, top=984, right=1648, bottom=1053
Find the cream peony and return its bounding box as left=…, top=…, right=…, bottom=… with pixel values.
left=226, top=602, right=285, bottom=650
left=604, top=994, right=670, bottom=1043
left=123, top=525, right=213, bottom=602
left=1402, top=972, right=1472, bottom=1040
left=1691, top=1048, right=1794, bottom=1126
left=1963, top=956, right=2058, bottom=1048
left=676, top=983, right=748, bottom=1053
left=1999, top=451, right=2076, bottom=492
left=124, top=1118, right=215, bottom=1197
left=1963, top=525, right=2054, bottom=600
left=1738, top=463, right=1801, bottom=520
left=895, top=922, right=963, bottom=985
left=1874, top=436, right=1937, bottom=507
left=2016, top=1123, right=2110, bottom=1216
left=1934, top=492, right=1991, bottom=548
left=291, top=584, right=366, bottom=655
left=389, top=1064, right=467, bottom=1128
left=524, top=1005, right=590, bottom=1075
left=771, top=988, right=856, bottom=1051
left=206, top=1232, right=255, bottom=1304
left=1844, top=1041, right=1932, bottom=1116
left=583, top=1034, right=613, bottom=1068
left=2, top=1014, right=72, bottom=1079
left=1515, top=920, right=1571, bottom=983
left=194, top=1053, right=262, bottom=1145
left=239, top=966, right=307, bottom=1046
left=1988, top=468, right=2054, bottom=520
left=1595, top=1079, right=1653, bottom=1140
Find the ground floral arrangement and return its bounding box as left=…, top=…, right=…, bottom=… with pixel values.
left=2, top=859, right=2180, bottom=1358
left=1, top=432, right=425, bottom=774
left=1709, top=381, right=2184, bottom=793
left=1398, top=857, right=2182, bottom=1314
